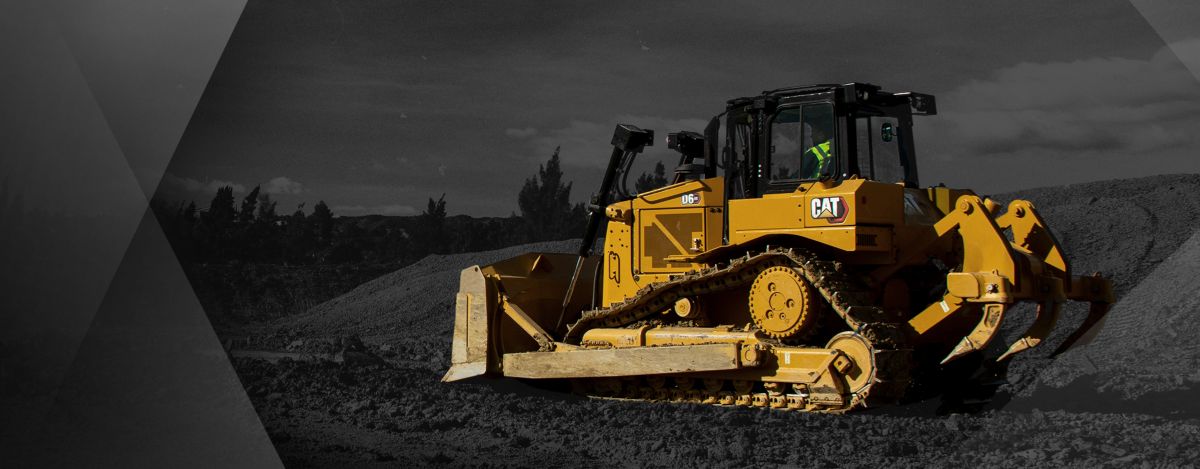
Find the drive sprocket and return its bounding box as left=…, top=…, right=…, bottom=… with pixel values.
left=748, top=265, right=819, bottom=340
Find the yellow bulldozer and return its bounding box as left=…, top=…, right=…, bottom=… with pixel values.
left=443, top=83, right=1114, bottom=412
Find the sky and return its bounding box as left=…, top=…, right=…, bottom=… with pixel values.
left=156, top=0, right=1200, bottom=217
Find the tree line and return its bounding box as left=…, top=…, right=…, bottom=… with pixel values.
left=146, top=148, right=672, bottom=323
left=153, top=147, right=670, bottom=267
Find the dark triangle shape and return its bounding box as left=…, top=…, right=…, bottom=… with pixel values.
left=47, top=0, right=247, bottom=199
left=24, top=207, right=283, bottom=468
left=1129, top=0, right=1200, bottom=81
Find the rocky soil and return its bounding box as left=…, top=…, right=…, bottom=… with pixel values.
left=230, top=174, right=1200, bottom=467
left=236, top=355, right=1200, bottom=468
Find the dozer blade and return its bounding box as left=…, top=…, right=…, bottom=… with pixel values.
left=996, top=301, right=1062, bottom=362
left=442, top=252, right=600, bottom=383
left=941, top=304, right=1006, bottom=364
left=443, top=265, right=495, bottom=382
left=1049, top=301, right=1112, bottom=357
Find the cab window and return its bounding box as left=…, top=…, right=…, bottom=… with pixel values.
left=855, top=115, right=904, bottom=183
left=770, top=103, right=835, bottom=181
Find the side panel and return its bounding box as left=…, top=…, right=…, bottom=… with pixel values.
left=602, top=177, right=724, bottom=307
left=727, top=179, right=899, bottom=253
left=637, top=207, right=706, bottom=273
left=634, top=177, right=724, bottom=275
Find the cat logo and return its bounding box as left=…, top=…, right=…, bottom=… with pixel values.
left=809, top=196, right=848, bottom=224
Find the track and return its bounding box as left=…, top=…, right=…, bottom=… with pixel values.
left=565, top=247, right=914, bottom=412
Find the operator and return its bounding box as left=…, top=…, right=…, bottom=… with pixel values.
left=800, top=123, right=832, bottom=179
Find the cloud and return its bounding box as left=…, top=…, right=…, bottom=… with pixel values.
left=330, top=204, right=418, bottom=216
left=924, top=40, right=1200, bottom=162
left=504, top=127, right=538, bottom=138
left=263, top=176, right=304, bottom=195
left=162, top=173, right=246, bottom=194
left=531, top=115, right=711, bottom=169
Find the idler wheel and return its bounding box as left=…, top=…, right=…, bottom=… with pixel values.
left=825, top=332, right=876, bottom=395
left=748, top=266, right=819, bottom=340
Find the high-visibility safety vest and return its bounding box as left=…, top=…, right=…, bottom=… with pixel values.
left=805, top=141, right=832, bottom=178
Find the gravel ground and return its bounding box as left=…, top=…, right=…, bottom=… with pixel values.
left=232, top=174, right=1200, bottom=467
left=237, top=356, right=1200, bottom=468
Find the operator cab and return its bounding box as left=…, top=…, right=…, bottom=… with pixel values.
left=698, top=83, right=936, bottom=200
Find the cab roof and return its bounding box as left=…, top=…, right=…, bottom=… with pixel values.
left=725, top=82, right=936, bottom=115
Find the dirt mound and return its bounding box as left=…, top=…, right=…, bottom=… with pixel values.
left=1026, top=228, right=1200, bottom=402
left=284, top=239, right=579, bottom=336
left=275, top=240, right=579, bottom=363
left=981, top=175, right=1200, bottom=405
